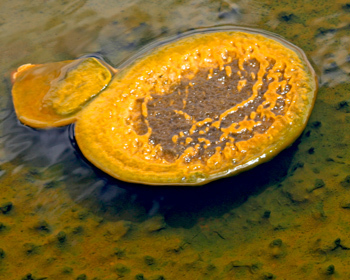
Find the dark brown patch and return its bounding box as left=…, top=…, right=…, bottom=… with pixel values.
left=130, top=58, right=291, bottom=162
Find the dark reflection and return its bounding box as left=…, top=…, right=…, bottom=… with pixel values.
left=69, top=121, right=299, bottom=228
left=2, top=98, right=299, bottom=229
left=1, top=110, right=71, bottom=168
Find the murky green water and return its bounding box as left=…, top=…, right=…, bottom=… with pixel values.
left=1, top=0, right=350, bottom=279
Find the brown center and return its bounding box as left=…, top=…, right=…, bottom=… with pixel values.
left=130, top=57, right=291, bottom=162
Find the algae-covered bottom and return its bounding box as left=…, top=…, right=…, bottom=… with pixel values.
left=75, top=29, right=317, bottom=185
left=2, top=0, right=350, bottom=279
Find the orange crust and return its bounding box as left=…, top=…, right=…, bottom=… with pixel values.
left=11, top=57, right=112, bottom=128
left=76, top=30, right=316, bottom=185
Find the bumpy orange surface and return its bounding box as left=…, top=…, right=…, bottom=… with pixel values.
left=11, top=57, right=112, bottom=128
left=75, top=30, right=317, bottom=185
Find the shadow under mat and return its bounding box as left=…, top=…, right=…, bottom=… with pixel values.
left=1, top=99, right=299, bottom=229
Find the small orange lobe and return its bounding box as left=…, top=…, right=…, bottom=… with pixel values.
left=11, top=57, right=113, bottom=128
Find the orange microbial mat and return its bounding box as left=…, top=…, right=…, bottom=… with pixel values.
left=12, top=29, right=317, bottom=185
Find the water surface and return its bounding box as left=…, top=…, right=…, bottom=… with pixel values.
left=1, top=0, right=350, bottom=279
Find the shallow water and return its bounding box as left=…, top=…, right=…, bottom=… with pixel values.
left=1, top=0, right=350, bottom=279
